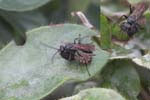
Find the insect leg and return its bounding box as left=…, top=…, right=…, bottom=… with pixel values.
left=74, top=34, right=81, bottom=44
left=74, top=38, right=78, bottom=44
left=78, top=34, right=81, bottom=44
left=122, top=15, right=128, bottom=19
left=117, top=14, right=128, bottom=24
left=79, top=51, right=91, bottom=76
left=85, top=63, right=91, bottom=76
left=75, top=51, right=91, bottom=76
left=78, top=34, right=92, bottom=44
left=129, top=4, right=135, bottom=14
left=76, top=50, right=81, bottom=56
left=51, top=50, right=59, bottom=63
left=40, top=42, right=59, bottom=50
left=68, top=53, right=72, bottom=61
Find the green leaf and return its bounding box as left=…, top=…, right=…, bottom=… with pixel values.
left=0, top=24, right=109, bottom=100
left=0, top=10, right=48, bottom=45
left=100, top=15, right=129, bottom=49
left=100, top=15, right=111, bottom=49
left=60, top=88, right=126, bottom=100
left=0, top=0, right=51, bottom=11
left=101, top=59, right=141, bottom=100
left=111, top=24, right=129, bottom=41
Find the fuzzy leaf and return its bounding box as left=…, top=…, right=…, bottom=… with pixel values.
left=0, top=24, right=109, bottom=100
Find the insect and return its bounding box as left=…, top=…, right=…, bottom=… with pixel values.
left=40, top=35, right=95, bottom=76
left=120, top=2, right=148, bottom=36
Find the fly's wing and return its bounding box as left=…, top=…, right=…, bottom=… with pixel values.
left=131, top=2, right=148, bottom=20
left=74, top=51, right=95, bottom=64
left=73, top=44, right=95, bottom=53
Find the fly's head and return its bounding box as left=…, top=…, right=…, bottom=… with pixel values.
left=127, top=16, right=136, bottom=24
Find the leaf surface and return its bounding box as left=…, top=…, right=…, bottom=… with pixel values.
left=0, top=24, right=109, bottom=100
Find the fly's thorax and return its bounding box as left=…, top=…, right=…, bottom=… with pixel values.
left=59, top=44, right=76, bottom=61
left=127, top=16, right=136, bottom=24
left=120, top=20, right=139, bottom=36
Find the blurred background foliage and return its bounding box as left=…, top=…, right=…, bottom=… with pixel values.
left=100, top=0, right=150, bottom=100
left=0, top=0, right=99, bottom=49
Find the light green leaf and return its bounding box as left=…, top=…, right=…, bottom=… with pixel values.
left=0, top=24, right=109, bottom=100
left=0, top=0, right=51, bottom=11
left=60, top=88, right=126, bottom=100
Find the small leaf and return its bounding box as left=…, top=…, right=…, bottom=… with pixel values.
left=60, top=88, right=126, bottom=100
left=0, top=24, right=109, bottom=100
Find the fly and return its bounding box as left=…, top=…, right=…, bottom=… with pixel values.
left=120, top=2, right=148, bottom=36
left=40, top=35, right=95, bottom=76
